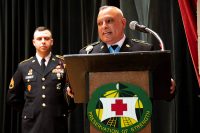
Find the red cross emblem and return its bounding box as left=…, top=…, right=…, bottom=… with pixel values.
left=111, top=99, right=127, bottom=115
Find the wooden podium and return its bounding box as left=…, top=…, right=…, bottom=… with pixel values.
left=64, top=51, right=172, bottom=133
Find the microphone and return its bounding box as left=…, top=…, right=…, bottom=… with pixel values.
left=129, top=21, right=165, bottom=51
left=129, top=21, right=149, bottom=33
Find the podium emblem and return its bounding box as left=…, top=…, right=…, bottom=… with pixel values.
left=87, top=82, right=152, bottom=133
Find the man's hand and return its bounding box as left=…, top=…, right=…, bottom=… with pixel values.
left=66, top=86, right=74, bottom=98
left=170, top=78, right=176, bottom=94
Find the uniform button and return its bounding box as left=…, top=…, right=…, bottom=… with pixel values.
left=42, top=94, right=46, bottom=98
left=24, top=115, right=27, bottom=119
left=63, top=114, right=66, bottom=117
left=42, top=86, right=45, bottom=90
left=42, top=78, right=45, bottom=81
left=42, top=103, right=46, bottom=107
left=27, top=79, right=30, bottom=82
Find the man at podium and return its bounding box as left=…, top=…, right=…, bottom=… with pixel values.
left=78, top=5, right=176, bottom=133
left=80, top=5, right=153, bottom=54
left=79, top=5, right=175, bottom=94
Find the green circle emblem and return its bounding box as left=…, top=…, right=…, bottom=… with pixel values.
left=87, top=82, right=152, bottom=133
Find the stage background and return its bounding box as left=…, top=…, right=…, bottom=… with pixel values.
left=1, top=0, right=200, bottom=133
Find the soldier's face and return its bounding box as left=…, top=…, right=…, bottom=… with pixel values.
left=33, top=30, right=53, bottom=55
left=97, top=8, right=126, bottom=44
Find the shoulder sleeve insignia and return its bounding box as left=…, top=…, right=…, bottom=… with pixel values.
left=82, top=41, right=100, bottom=54
left=56, top=55, right=64, bottom=60
left=55, top=55, right=65, bottom=68
left=9, top=78, right=14, bottom=89
left=20, top=57, right=33, bottom=64
left=85, top=45, right=94, bottom=54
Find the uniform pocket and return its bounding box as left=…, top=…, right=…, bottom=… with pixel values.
left=22, top=105, right=34, bottom=119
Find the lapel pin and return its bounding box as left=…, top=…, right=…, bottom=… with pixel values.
left=126, top=44, right=131, bottom=48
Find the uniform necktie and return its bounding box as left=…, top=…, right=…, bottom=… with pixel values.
left=41, top=58, right=46, bottom=72
left=109, top=45, right=120, bottom=53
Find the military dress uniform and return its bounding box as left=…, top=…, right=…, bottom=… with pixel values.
left=7, top=54, right=71, bottom=133
left=79, top=37, right=153, bottom=54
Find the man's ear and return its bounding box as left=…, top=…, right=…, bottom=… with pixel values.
left=122, top=17, right=126, bottom=29
left=51, top=39, right=54, bottom=46
left=32, top=39, right=36, bottom=46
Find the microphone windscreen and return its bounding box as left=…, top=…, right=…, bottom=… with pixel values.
left=129, top=21, right=138, bottom=30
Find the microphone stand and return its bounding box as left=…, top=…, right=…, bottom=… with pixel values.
left=145, top=28, right=165, bottom=51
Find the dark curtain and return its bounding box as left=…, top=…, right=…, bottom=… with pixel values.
left=1, top=0, right=200, bottom=133
left=122, top=0, right=200, bottom=132
left=0, top=0, right=100, bottom=133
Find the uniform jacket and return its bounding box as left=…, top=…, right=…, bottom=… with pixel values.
left=7, top=54, right=70, bottom=133
left=79, top=37, right=153, bottom=54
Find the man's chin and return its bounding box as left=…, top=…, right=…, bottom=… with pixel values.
left=39, top=49, right=49, bottom=53
left=102, top=38, right=113, bottom=44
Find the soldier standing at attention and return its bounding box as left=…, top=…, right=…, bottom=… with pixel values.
left=7, top=26, right=74, bottom=133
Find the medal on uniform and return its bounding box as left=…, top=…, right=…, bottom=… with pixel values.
left=27, top=85, right=32, bottom=92
left=57, top=73, right=61, bottom=79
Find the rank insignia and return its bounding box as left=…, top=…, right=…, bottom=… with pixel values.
left=9, top=78, right=14, bottom=89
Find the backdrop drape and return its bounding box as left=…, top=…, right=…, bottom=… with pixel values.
left=178, top=0, right=199, bottom=87
left=0, top=0, right=100, bottom=133
left=1, top=0, right=200, bottom=133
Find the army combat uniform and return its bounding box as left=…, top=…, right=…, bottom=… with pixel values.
left=7, top=54, right=72, bottom=133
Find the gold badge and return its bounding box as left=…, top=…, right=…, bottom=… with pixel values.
left=9, top=78, right=14, bottom=89
left=27, top=85, right=32, bottom=92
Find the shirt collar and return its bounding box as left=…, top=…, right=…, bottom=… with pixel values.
left=107, top=34, right=126, bottom=48
left=36, top=52, right=51, bottom=65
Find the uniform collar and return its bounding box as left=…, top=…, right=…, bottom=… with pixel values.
left=36, top=52, right=52, bottom=66
left=106, top=34, right=126, bottom=48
